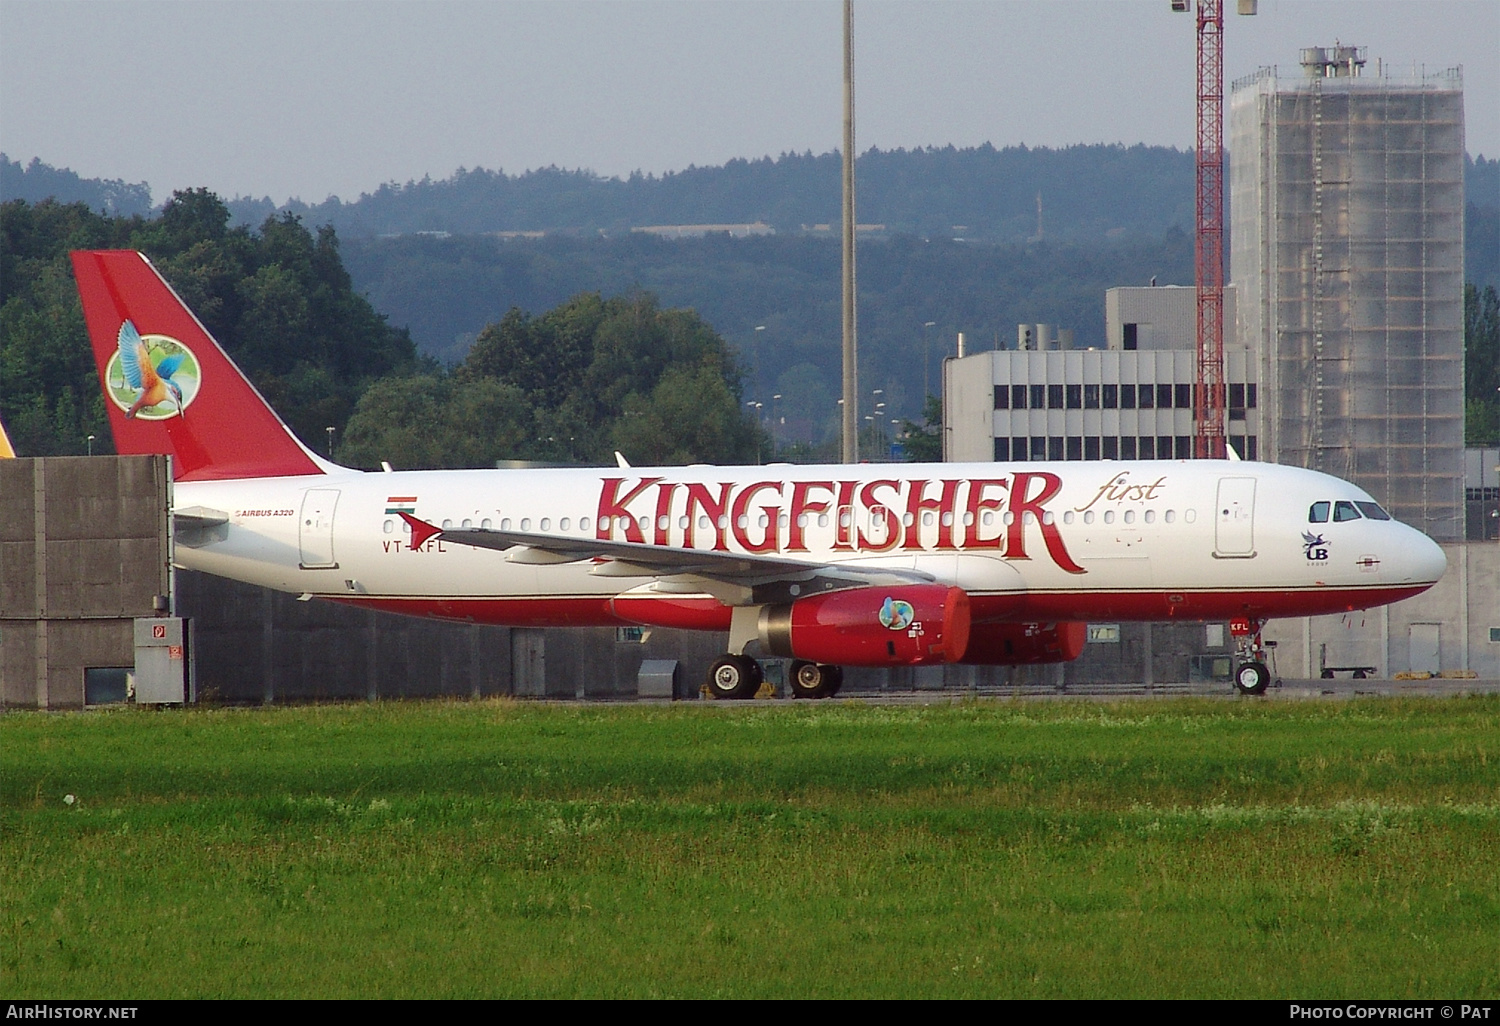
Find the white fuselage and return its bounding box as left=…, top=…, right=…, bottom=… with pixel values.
left=171, top=459, right=1446, bottom=630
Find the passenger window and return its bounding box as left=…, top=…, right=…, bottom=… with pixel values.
left=1309, top=502, right=1330, bottom=523
left=1354, top=501, right=1391, bottom=521
left=1333, top=501, right=1362, bottom=522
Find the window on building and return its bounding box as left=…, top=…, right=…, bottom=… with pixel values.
left=1015, top=438, right=1031, bottom=461
left=1123, top=323, right=1139, bottom=350
left=1175, top=384, right=1192, bottom=409
left=1120, top=384, right=1137, bottom=409
left=1084, top=384, right=1100, bottom=409
left=1158, top=385, right=1175, bottom=409
left=1066, top=436, right=1083, bottom=460
left=1011, top=384, right=1028, bottom=409
left=1047, top=437, right=1063, bottom=461
left=1047, top=385, right=1064, bottom=410
left=1160, top=436, right=1175, bottom=460
left=994, top=437, right=1010, bottom=461
left=1103, top=384, right=1119, bottom=409
left=1030, top=384, right=1045, bottom=409
left=1103, top=436, right=1119, bottom=460
left=1030, top=437, right=1047, bottom=461
left=1230, top=435, right=1247, bottom=459
left=1085, top=436, right=1100, bottom=460
left=1230, top=406, right=1247, bottom=421
left=1229, top=383, right=1245, bottom=408
left=1247, top=384, right=1258, bottom=409
left=1138, top=385, right=1154, bottom=409
left=1066, top=385, right=1082, bottom=409
left=1247, top=435, right=1258, bottom=460
left=1139, top=437, right=1155, bottom=459
left=994, top=386, right=1009, bottom=409
left=1119, top=437, right=1136, bottom=460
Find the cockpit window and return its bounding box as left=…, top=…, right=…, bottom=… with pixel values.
left=1333, top=501, right=1362, bottom=522
left=1354, top=501, right=1391, bottom=521
left=1309, top=501, right=1330, bottom=523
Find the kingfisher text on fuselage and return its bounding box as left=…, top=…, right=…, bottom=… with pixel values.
left=594, top=472, right=1087, bottom=574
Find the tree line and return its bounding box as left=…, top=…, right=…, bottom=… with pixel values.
left=0, top=194, right=762, bottom=466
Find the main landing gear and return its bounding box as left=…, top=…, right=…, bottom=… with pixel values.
left=706, top=654, right=762, bottom=700
left=789, top=660, right=843, bottom=700
left=704, top=656, right=844, bottom=700
left=1230, top=617, right=1272, bottom=696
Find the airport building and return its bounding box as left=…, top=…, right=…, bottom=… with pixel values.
left=1230, top=46, right=1466, bottom=541
left=943, top=286, right=1261, bottom=464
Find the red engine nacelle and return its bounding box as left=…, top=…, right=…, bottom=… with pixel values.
left=759, top=585, right=971, bottom=667
left=959, top=622, right=1086, bottom=665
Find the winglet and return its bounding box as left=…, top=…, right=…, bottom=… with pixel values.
left=615, top=450, right=631, bottom=469
left=1225, top=442, right=1242, bottom=462
left=398, top=512, right=443, bottom=551
left=0, top=418, right=14, bottom=458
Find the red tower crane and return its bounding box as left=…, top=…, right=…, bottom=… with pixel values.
left=1194, top=0, right=1228, bottom=457
left=1175, top=0, right=1258, bottom=457
left=1190, top=0, right=1228, bottom=458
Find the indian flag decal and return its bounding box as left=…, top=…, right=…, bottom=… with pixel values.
left=385, top=496, right=417, bottom=515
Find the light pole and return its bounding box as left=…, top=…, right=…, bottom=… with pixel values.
left=86, top=434, right=95, bottom=456
left=325, top=426, right=336, bottom=458
left=752, top=325, right=766, bottom=403
left=770, top=394, right=782, bottom=458
left=747, top=401, right=763, bottom=464
left=922, top=321, right=936, bottom=400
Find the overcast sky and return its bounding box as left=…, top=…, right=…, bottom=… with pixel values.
left=2, top=0, right=1495, bottom=205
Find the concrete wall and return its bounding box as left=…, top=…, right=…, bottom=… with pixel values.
left=175, top=571, right=731, bottom=703
left=1, top=456, right=169, bottom=709
left=175, top=570, right=513, bottom=703
left=1105, top=285, right=1238, bottom=352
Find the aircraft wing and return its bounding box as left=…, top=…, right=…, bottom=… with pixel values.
left=400, top=513, right=933, bottom=603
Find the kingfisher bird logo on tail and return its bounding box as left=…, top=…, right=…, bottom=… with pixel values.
left=71, top=250, right=328, bottom=482
left=107, top=320, right=200, bottom=419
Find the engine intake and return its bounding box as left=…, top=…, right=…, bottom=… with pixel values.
left=759, top=584, right=971, bottom=666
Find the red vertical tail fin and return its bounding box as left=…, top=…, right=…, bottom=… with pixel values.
left=71, top=250, right=327, bottom=481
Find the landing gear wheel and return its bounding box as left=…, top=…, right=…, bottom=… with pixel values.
left=1234, top=661, right=1270, bottom=696
left=707, top=655, right=762, bottom=700
left=789, top=662, right=845, bottom=699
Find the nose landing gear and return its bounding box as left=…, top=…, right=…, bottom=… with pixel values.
left=1230, top=617, right=1272, bottom=695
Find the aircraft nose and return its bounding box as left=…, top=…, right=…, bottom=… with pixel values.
left=1401, top=529, right=1447, bottom=585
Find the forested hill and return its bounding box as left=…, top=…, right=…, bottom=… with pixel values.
left=225, top=145, right=1197, bottom=243
left=0, top=155, right=153, bottom=217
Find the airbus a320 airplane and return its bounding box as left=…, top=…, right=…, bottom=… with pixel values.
left=71, top=250, right=1447, bottom=696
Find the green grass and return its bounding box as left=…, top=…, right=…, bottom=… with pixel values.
left=3, top=697, right=1498, bottom=998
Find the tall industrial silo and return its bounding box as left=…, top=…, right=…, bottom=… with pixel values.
left=1230, top=47, right=1465, bottom=540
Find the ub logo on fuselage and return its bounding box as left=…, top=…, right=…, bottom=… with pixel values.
left=105, top=320, right=201, bottom=420
left=1302, top=531, right=1330, bottom=562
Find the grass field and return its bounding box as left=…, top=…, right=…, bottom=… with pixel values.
left=2, top=696, right=1498, bottom=999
